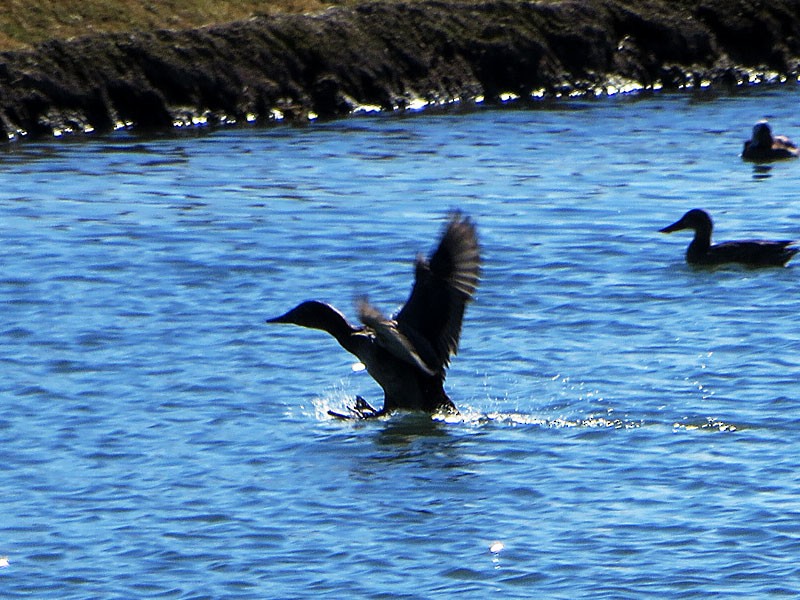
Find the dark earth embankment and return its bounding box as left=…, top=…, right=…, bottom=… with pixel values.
left=1, top=0, right=799, bottom=141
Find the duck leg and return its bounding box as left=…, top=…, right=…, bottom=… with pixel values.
left=327, top=396, right=385, bottom=420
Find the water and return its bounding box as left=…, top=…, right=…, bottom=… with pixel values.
left=2, top=87, right=800, bottom=598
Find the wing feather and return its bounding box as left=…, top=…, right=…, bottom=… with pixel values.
left=357, top=297, right=436, bottom=375
left=395, top=212, right=480, bottom=372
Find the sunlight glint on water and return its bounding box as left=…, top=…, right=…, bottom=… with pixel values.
left=2, top=88, right=800, bottom=598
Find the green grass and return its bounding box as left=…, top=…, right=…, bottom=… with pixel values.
left=0, top=0, right=336, bottom=50
left=0, top=0, right=701, bottom=52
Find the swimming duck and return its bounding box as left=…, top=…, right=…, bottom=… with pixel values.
left=742, top=120, right=799, bottom=161
left=267, top=212, right=480, bottom=418
left=659, top=208, right=798, bottom=267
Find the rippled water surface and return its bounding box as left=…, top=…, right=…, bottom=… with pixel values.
left=3, top=87, right=800, bottom=598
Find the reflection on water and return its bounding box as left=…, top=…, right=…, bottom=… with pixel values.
left=2, top=86, right=800, bottom=598
left=752, top=163, right=773, bottom=179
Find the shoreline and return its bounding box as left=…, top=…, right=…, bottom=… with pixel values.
left=1, top=0, right=799, bottom=142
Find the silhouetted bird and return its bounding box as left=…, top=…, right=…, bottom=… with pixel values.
left=660, top=208, right=798, bottom=267
left=268, top=212, right=480, bottom=418
left=742, top=120, right=799, bottom=161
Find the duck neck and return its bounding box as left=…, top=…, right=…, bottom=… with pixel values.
left=293, top=303, right=361, bottom=354
left=321, top=315, right=361, bottom=354
left=686, top=226, right=712, bottom=261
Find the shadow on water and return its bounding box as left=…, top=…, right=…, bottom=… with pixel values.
left=371, top=412, right=452, bottom=447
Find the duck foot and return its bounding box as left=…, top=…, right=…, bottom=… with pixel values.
left=328, top=396, right=385, bottom=420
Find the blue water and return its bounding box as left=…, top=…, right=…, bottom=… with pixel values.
left=3, top=87, right=800, bottom=598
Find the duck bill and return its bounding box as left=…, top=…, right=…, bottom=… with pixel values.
left=659, top=220, right=685, bottom=234
left=266, top=312, right=291, bottom=324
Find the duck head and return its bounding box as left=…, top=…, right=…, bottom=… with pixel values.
left=751, top=120, right=774, bottom=148
left=267, top=300, right=349, bottom=330
left=659, top=209, right=713, bottom=235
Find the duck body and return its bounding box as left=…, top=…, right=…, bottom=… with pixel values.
left=660, top=208, right=798, bottom=267
left=742, top=120, right=799, bottom=161
left=268, top=212, right=480, bottom=417
left=686, top=239, right=798, bottom=267
left=359, top=339, right=453, bottom=414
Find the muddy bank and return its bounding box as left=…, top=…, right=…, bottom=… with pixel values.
left=1, top=0, right=799, bottom=141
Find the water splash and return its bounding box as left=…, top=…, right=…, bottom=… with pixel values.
left=673, top=418, right=738, bottom=433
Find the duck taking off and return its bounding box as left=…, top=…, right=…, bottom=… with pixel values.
left=267, top=212, right=480, bottom=418
left=659, top=208, right=798, bottom=267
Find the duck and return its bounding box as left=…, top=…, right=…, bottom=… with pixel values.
left=659, top=208, right=798, bottom=267
left=742, top=120, right=799, bottom=161
left=267, top=212, right=480, bottom=419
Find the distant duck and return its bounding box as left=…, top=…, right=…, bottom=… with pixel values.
left=742, top=120, right=799, bottom=161
left=659, top=208, right=798, bottom=267
left=267, top=212, right=480, bottom=419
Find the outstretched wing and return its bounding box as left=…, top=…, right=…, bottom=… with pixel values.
left=395, top=212, right=480, bottom=372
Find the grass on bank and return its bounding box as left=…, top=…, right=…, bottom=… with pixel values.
left=0, top=0, right=338, bottom=51
left=0, top=0, right=709, bottom=52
